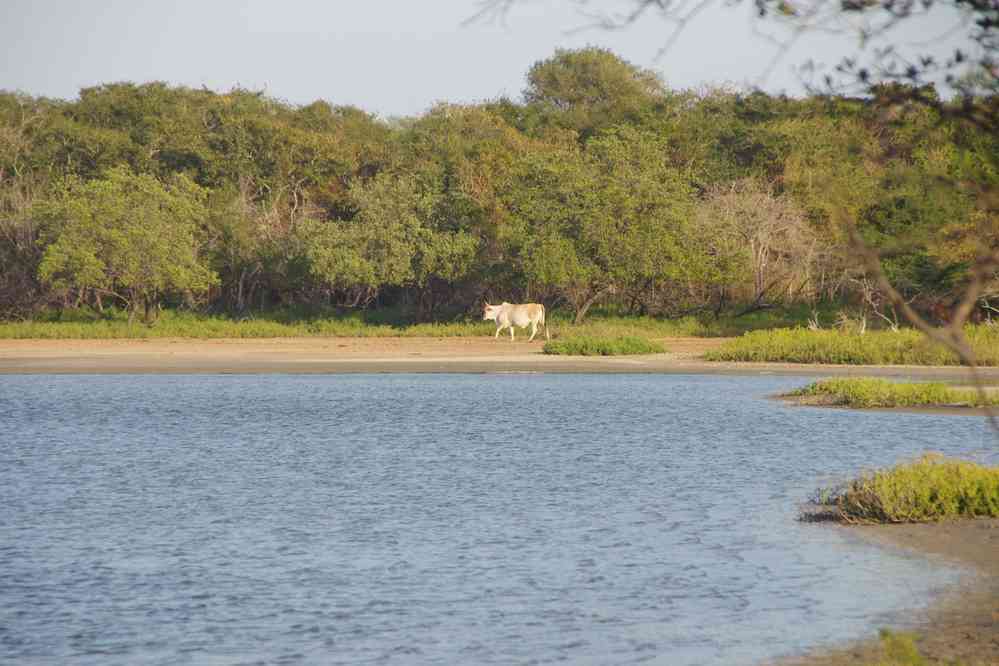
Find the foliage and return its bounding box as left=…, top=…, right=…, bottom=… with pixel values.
left=870, top=630, right=929, bottom=666
left=304, top=172, right=478, bottom=297
left=35, top=166, right=216, bottom=320
left=785, top=377, right=999, bottom=408
left=1, top=48, right=997, bottom=326
left=705, top=326, right=999, bottom=365
left=504, top=126, right=694, bottom=322
left=688, top=177, right=819, bottom=307
left=809, top=454, right=999, bottom=524
left=0, top=307, right=759, bottom=340
left=523, top=46, right=665, bottom=138
left=542, top=335, right=665, bottom=356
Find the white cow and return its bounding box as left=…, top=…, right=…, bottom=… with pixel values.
left=482, top=302, right=550, bottom=342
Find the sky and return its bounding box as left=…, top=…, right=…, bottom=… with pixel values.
left=0, top=0, right=972, bottom=118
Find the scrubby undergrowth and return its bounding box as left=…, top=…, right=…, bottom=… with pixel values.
left=0, top=305, right=813, bottom=339
left=706, top=326, right=999, bottom=366
left=785, top=378, right=999, bottom=409
left=806, top=455, right=999, bottom=524
left=542, top=336, right=665, bottom=356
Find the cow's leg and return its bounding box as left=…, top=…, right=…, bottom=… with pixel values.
left=528, top=321, right=538, bottom=342
left=509, top=326, right=515, bottom=341
left=495, top=325, right=502, bottom=339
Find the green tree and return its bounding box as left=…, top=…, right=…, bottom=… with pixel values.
left=523, top=47, right=666, bottom=140
left=303, top=172, right=478, bottom=314
left=37, top=166, right=217, bottom=322
left=504, top=127, right=694, bottom=322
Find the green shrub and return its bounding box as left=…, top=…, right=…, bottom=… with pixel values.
left=873, top=630, right=928, bottom=666
left=705, top=326, right=999, bottom=366
left=542, top=336, right=665, bottom=356
left=810, top=454, right=999, bottom=524
left=786, top=378, right=999, bottom=408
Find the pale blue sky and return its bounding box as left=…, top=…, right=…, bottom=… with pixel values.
left=0, top=0, right=970, bottom=117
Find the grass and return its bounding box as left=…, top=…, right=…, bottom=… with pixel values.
left=0, top=303, right=831, bottom=340
left=785, top=378, right=999, bottom=409
left=868, top=630, right=935, bottom=666
left=807, top=454, right=999, bottom=524
left=705, top=326, right=999, bottom=366
left=542, top=336, right=666, bottom=356
left=0, top=308, right=495, bottom=339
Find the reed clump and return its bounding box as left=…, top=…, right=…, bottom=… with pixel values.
left=808, top=454, right=999, bottom=524
left=542, top=336, right=665, bottom=356
left=704, top=326, right=999, bottom=366
left=785, top=378, right=999, bottom=409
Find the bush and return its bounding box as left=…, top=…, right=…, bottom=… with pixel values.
left=785, top=378, right=999, bottom=409
left=705, top=326, right=999, bottom=366
left=874, top=630, right=929, bottom=666
left=808, top=454, right=999, bottom=524
left=542, top=336, right=665, bottom=356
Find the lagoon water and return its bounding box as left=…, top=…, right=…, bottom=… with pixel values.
left=1, top=374, right=995, bottom=665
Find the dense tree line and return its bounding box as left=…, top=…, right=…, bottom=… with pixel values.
left=1, top=47, right=996, bottom=323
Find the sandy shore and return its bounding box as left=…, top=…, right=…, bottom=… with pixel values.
left=3, top=336, right=999, bottom=380
left=4, top=336, right=997, bottom=662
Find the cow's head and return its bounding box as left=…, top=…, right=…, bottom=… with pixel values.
left=482, top=302, right=499, bottom=321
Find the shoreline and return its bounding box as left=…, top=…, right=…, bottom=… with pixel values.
left=776, top=394, right=999, bottom=417
left=3, top=336, right=999, bottom=379
left=783, top=518, right=999, bottom=665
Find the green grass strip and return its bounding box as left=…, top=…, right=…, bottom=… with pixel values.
left=786, top=377, right=999, bottom=409
left=0, top=308, right=711, bottom=340
left=705, top=326, right=999, bottom=366
left=542, top=336, right=665, bottom=356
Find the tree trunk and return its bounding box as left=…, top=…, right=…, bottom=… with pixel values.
left=236, top=268, right=247, bottom=312
left=573, top=285, right=613, bottom=325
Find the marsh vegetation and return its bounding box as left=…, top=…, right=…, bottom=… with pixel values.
left=705, top=326, right=999, bottom=366
left=785, top=378, right=999, bottom=409
left=806, top=454, right=999, bottom=524
left=542, top=335, right=665, bottom=356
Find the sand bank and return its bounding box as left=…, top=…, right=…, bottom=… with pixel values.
left=3, top=337, right=999, bottom=379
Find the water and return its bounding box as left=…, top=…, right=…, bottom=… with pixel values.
left=1, top=374, right=994, bottom=665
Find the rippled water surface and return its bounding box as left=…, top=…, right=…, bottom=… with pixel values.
left=2, top=374, right=995, bottom=665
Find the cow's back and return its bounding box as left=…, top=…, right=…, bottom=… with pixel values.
left=503, top=303, right=543, bottom=327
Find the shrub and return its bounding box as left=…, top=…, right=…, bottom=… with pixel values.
left=874, top=630, right=929, bottom=666
left=542, top=336, right=665, bottom=356
left=808, top=454, right=999, bottom=524
left=705, top=326, right=999, bottom=366
left=786, top=378, right=999, bottom=409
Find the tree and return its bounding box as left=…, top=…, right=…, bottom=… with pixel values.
left=303, top=172, right=478, bottom=314
left=0, top=93, right=48, bottom=317
left=503, top=127, right=694, bottom=323
left=36, top=167, right=217, bottom=322
left=474, top=1, right=998, bottom=402
left=693, top=178, right=819, bottom=311
left=523, top=47, right=667, bottom=139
